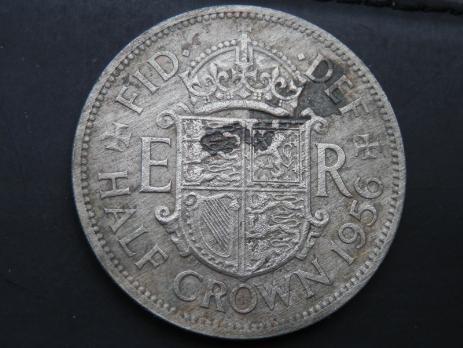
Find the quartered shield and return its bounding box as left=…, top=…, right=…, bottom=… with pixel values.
left=156, top=114, right=327, bottom=278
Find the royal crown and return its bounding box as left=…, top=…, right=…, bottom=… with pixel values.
left=180, top=33, right=306, bottom=117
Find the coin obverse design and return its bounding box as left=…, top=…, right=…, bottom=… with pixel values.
left=73, top=6, right=405, bottom=339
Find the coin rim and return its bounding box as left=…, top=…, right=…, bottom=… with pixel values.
left=72, top=5, right=406, bottom=339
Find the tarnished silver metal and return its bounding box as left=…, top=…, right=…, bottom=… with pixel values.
left=73, top=6, right=405, bottom=339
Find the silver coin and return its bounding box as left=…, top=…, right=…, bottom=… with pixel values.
left=72, top=5, right=405, bottom=339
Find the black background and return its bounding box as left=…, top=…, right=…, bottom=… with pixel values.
left=1, top=0, right=462, bottom=347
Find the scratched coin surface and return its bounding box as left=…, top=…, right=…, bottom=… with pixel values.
left=73, top=6, right=405, bottom=339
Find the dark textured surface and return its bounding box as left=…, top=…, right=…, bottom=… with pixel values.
left=0, top=0, right=462, bottom=346
left=322, top=0, right=463, bottom=13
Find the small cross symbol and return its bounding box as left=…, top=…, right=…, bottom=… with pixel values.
left=354, top=134, right=379, bottom=160
left=101, top=122, right=131, bottom=152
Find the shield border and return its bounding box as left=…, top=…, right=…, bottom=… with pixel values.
left=154, top=108, right=330, bottom=278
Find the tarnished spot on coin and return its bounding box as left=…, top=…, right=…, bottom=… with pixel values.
left=73, top=6, right=405, bottom=339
